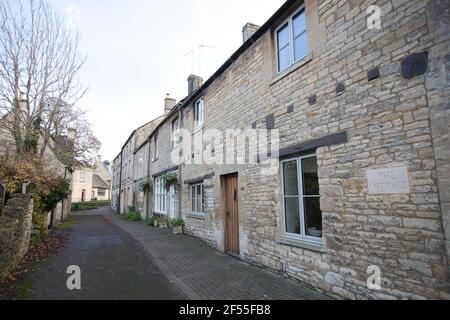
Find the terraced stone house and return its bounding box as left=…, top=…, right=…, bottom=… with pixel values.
left=113, top=0, right=450, bottom=299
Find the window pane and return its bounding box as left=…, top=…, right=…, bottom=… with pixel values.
left=293, top=10, right=306, bottom=37
left=294, top=32, right=308, bottom=61
left=197, top=185, right=202, bottom=196
left=302, top=157, right=319, bottom=195
left=304, top=197, right=322, bottom=238
left=284, top=197, right=300, bottom=234
left=197, top=197, right=202, bottom=213
left=277, top=24, right=289, bottom=48
left=283, top=161, right=299, bottom=196
left=278, top=46, right=290, bottom=72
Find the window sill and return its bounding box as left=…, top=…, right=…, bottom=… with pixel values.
left=270, top=54, right=312, bottom=87
left=276, top=236, right=326, bottom=253
left=186, top=213, right=206, bottom=220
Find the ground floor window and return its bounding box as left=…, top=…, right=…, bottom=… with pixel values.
left=98, top=190, right=106, bottom=197
left=191, top=183, right=204, bottom=214
left=281, top=154, right=322, bottom=242
left=155, top=177, right=166, bottom=213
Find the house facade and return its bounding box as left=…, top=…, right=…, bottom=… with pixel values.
left=71, top=155, right=112, bottom=203
left=115, top=116, right=164, bottom=215
left=112, top=0, right=450, bottom=299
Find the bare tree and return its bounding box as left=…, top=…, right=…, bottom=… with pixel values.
left=0, top=0, right=94, bottom=161
left=48, top=98, right=101, bottom=167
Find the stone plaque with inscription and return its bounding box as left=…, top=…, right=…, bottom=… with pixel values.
left=367, top=166, right=410, bottom=194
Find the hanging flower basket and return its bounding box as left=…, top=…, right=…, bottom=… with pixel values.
left=140, top=180, right=153, bottom=194
left=163, top=173, right=179, bottom=191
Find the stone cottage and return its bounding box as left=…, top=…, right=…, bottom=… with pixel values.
left=71, top=155, right=112, bottom=203
left=113, top=0, right=450, bottom=299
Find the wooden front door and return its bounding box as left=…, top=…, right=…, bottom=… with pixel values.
left=224, top=174, right=239, bottom=256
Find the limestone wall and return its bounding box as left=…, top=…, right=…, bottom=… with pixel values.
left=178, top=0, right=450, bottom=299
left=0, top=194, right=33, bottom=282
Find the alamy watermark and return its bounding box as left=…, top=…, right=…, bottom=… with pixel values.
left=367, top=5, right=382, bottom=30
left=66, top=5, right=81, bottom=31
left=367, top=265, right=382, bottom=290
left=170, top=128, right=280, bottom=176
left=66, top=265, right=81, bottom=290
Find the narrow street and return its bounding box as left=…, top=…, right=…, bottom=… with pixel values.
left=5, top=207, right=327, bottom=300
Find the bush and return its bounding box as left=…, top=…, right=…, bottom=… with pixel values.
left=147, top=216, right=158, bottom=226
left=170, top=218, right=185, bottom=227
left=71, top=200, right=110, bottom=211
left=125, top=208, right=142, bottom=222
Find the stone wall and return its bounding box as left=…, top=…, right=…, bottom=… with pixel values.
left=0, top=194, right=33, bottom=282
left=177, top=0, right=450, bottom=299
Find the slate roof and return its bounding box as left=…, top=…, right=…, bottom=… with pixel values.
left=92, top=174, right=110, bottom=190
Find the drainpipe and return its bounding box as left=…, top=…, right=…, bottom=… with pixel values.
left=146, top=135, right=152, bottom=221
left=178, top=107, right=182, bottom=219
left=117, top=150, right=123, bottom=215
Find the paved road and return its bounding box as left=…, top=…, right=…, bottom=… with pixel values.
left=8, top=207, right=328, bottom=300
left=15, top=213, right=183, bottom=300
left=110, top=208, right=328, bottom=300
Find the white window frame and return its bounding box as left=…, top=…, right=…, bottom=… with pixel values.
left=275, top=6, right=308, bottom=73
left=79, top=172, right=86, bottom=183
left=154, top=176, right=166, bottom=214
left=194, top=98, right=204, bottom=129
left=154, top=133, right=159, bottom=160
left=172, top=117, right=180, bottom=148
left=191, top=183, right=204, bottom=215
left=280, top=154, right=322, bottom=244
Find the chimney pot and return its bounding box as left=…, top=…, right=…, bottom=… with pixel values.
left=242, top=22, right=260, bottom=43
left=187, top=74, right=203, bottom=96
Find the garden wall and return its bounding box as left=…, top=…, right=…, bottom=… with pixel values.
left=0, top=194, right=33, bottom=282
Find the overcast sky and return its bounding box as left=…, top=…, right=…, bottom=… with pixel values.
left=50, top=0, right=286, bottom=162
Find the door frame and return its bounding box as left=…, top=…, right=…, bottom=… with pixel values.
left=221, top=173, right=240, bottom=257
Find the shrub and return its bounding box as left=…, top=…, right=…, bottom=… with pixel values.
left=71, top=200, right=110, bottom=211
left=170, top=218, right=185, bottom=227
left=125, top=208, right=142, bottom=222
left=147, top=216, right=158, bottom=226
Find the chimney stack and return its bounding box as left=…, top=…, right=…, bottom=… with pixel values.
left=187, top=74, right=203, bottom=96
left=97, top=155, right=102, bottom=164
left=67, top=128, right=76, bottom=141
left=164, top=94, right=177, bottom=114
left=242, top=22, right=260, bottom=43
left=18, top=92, right=27, bottom=113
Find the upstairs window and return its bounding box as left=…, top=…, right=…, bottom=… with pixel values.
left=194, top=98, right=204, bottom=129
left=172, top=117, right=180, bottom=148
left=79, top=172, right=86, bottom=183
left=154, top=133, right=159, bottom=160
left=276, top=7, right=308, bottom=73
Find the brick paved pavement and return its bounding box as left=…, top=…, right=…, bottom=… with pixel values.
left=106, top=208, right=329, bottom=300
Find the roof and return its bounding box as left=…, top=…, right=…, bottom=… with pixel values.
left=148, top=0, right=297, bottom=138
left=92, top=174, right=110, bottom=190
left=120, top=115, right=165, bottom=151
